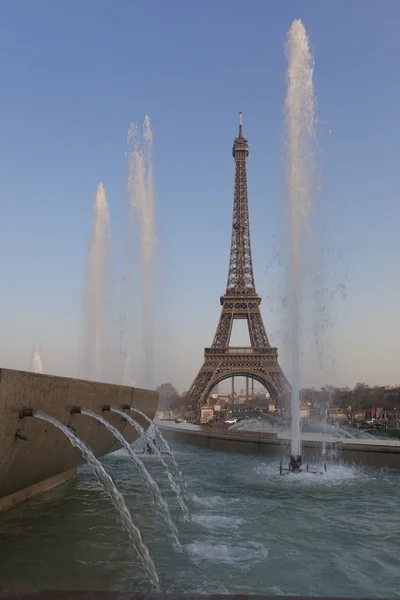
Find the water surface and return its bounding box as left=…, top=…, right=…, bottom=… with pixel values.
left=0, top=443, right=399, bottom=596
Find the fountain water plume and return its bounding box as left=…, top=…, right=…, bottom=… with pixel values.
left=83, top=183, right=112, bottom=382
left=112, top=408, right=190, bottom=520
left=34, top=411, right=160, bottom=590
left=284, top=19, right=318, bottom=458
left=81, top=408, right=181, bottom=551
left=123, top=353, right=135, bottom=386
left=129, top=407, right=189, bottom=493
left=126, top=117, right=157, bottom=389
left=31, top=342, right=44, bottom=374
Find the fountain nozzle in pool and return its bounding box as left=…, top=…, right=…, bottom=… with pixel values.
left=70, top=406, right=82, bottom=414
left=289, top=454, right=303, bottom=473
left=279, top=454, right=303, bottom=475
left=102, top=404, right=111, bottom=412
left=280, top=455, right=327, bottom=476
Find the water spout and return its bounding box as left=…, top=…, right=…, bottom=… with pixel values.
left=33, top=411, right=160, bottom=590
left=284, top=19, right=317, bottom=458
left=129, top=407, right=189, bottom=494
left=19, top=406, right=34, bottom=418
left=111, top=407, right=190, bottom=520
left=80, top=408, right=181, bottom=551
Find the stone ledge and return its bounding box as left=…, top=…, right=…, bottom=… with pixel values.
left=159, top=423, right=400, bottom=467
left=0, top=592, right=395, bottom=600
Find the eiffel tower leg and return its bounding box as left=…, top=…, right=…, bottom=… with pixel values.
left=187, top=368, right=214, bottom=417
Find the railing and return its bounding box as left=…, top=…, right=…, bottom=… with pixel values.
left=205, top=347, right=278, bottom=356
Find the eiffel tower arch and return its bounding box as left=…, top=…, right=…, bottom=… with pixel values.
left=188, top=113, right=291, bottom=414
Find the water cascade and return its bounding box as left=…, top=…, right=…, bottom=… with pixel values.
left=111, top=407, right=189, bottom=520
left=129, top=407, right=188, bottom=492
left=33, top=411, right=160, bottom=590
left=83, top=182, right=112, bottom=382
left=80, top=408, right=181, bottom=551
left=30, top=342, right=44, bottom=374
left=284, top=19, right=318, bottom=466
left=126, top=117, right=157, bottom=389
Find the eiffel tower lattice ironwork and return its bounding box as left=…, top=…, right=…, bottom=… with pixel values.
left=188, top=113, right=291, bottom=413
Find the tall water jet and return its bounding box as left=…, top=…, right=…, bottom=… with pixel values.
left=30, top=342, right=44, bottom=374
left=284, top=19, right=318, bottom=460
left=33, top=411, right=160, bottom=590
left=83, top=183, right=112, bottom=381
left=123, top=353, right=135, bottom=386
left=126, top=117, right=157, bottom=389
left=81, top=408, right=181, bottom=551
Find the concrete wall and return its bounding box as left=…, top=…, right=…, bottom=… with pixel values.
left=159, top=423, right=400, bottom=468
left=0, top=368, right=158, bottom=511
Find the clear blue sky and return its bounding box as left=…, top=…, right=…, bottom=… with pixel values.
left=0, top=0, right=399, bottom=391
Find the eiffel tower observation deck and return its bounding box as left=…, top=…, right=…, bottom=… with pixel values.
left=188, top=114, right=291, bottom=414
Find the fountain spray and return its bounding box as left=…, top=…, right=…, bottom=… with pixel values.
left=126, top=117, right=157, bottom=389
left=31, top=342, right=44, bottom=374
left=284, top=19, right=317, bottom=468
left=83, top=183, right=112, bottom=382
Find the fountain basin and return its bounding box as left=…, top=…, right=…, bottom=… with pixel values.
left=0, top=368, right=158, bottom=512
left=157, top=421, right=400, bottom=468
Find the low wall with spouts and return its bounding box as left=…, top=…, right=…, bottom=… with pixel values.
left=0, top=368, right=158, bottom=512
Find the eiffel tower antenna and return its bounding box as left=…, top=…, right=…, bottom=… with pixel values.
left=188, top=115, right=290, bottom=415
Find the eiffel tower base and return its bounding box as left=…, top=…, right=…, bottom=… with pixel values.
left=189, top=346, right=290, bottom=417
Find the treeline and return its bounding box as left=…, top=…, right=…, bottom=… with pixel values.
left=156, top=383, right=189, bottom=411
left=302, top=383, right=400, bottom=411
left=156, top=381, right=400, bottom=412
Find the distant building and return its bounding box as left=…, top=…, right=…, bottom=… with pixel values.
left=213, top=393, right=230, bottom=405
left=300, top=406, right=311, bottom=419
left=200, top=407, right=214, bottom=423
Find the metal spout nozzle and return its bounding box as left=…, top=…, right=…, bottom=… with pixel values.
left=102, top=404, right=111, bottom=412
left=19, top=406, right=34, bottom=418
left=70, top=406, right=81, bottom=414
left=122, top=403, right=130, bottom=410
left=289, top=454, right=303, bottom=473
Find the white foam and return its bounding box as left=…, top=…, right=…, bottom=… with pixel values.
left=186, top=540, right=268, bottom=564
left=254, top=461, right=368, bottom=486
left=191, top=494, right=238, bottom=508
left=192, top=514, right=245, bottom=529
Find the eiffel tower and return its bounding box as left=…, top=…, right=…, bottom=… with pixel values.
left=188, top=113, right=291, bottom=414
